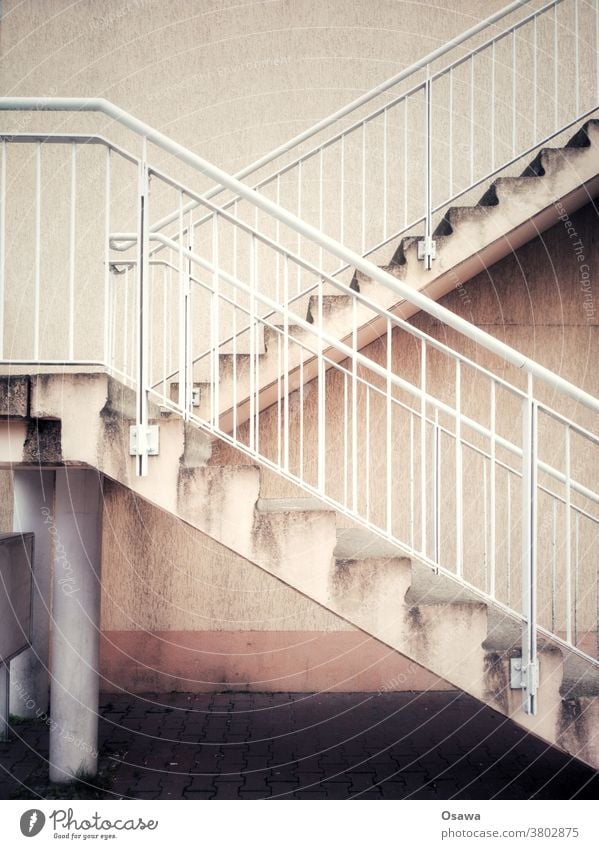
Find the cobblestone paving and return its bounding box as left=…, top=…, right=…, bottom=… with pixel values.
left=1, top=691, right=598, bottom=800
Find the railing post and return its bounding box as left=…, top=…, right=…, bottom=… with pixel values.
left=418, top=68, right=436, bottom=269
left=515, top=387, right=539, bottom=714
left=130, top=142, right=158, bottom=475
left=177, top=192, right=191, bottom=415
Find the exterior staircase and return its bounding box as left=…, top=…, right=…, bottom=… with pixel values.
left=1, top=0, right=598, bottom=781
left=1, top=370, right=598, bottom=769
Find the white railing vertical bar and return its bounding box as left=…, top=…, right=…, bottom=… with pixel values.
left=420, top=340, right=428, bottom=556
left=177, top=191, right=188, bottom=413
left=410, top=413, right=415, bottom=551
left=533, top=15, right=537, bottom=143
left=135, top=144, right=150, bottom=476
left=317, top=326, right=326, bottom=494
left=232, top=200, right=239, bottom=439
left=507, top=474, right=512, bottom=606
left=249, top=234, right=256, bottom=453
left=554, top=2, right=559, bottom=128
left=351, top=297, right=358, bottom=513
left=34, top=141, right=41, bottom=361
left=283, top=254, right=290, bottom=474
left=319, top=148, right=324, bottom=272
left=433, top=407, right=441, bottom=567
left=455, top=359, right=464, bottom=578
left=565, top=425, right=573, bottom=643
left=0, top=139, right=5, bottom=359
left=512, top=29, right=517, bottom=157
left=470, top=55, right=475, bottom=187
left=575, top=0, right=580, bottom=116
left=423, top=72, right=434, bottom=270
left=211, top=213, right=220, bottom=429
left=254, top=222, right=260, bottom=457
left=521, top=387, right=539, bottom=714
left=103, top=147, right=111, bottom=366
left=343, top=371, right=349, bottom=507
left=483, top=461, right=489, bottom=589
left=123, top=268, right=129, bottom=377
left=403, top=98, right=408, bottom=228
left=574, top=511, right=580, bottom=645
left=383, top=108, right=388, bottom=243
left=449, top=69, right=454, bottom=197
left=365, top=386, right=370, bottom=522
left=491, top=41, right=496, bottom=173
left=386, top=318, right=393, bottom=536
left=361, top=121, right=366, bottom=255
left=68, top=142, right=76, bottom=361
left=162, top=265, right=168, bottom=401
left=552, top=498, right=557, bottom=633
left=340, top=134, right=345, bottom=245
left=299, top=357, right=304, bottom=481
left=490, top=381, right=497, bottom=598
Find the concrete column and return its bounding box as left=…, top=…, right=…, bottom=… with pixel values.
left=0, top=663, right=9, bottom=742
left=9, top=470, right=55, bottom=718
left=49, top=469, right=103, bottom=784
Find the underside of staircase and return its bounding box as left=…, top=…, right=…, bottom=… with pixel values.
left=196, top=119, right=599, bottom=433
left=1, top=371, right=598, bottom=770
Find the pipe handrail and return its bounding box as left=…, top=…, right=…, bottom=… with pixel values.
left=1, top=99, right=598, bottom=415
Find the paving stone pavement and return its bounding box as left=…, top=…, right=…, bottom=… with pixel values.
left=1, top=691, right=598, bottom=800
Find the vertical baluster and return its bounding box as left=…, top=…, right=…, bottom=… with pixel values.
left=565, top=425, right=572, bottom=644
left=297, top=161, right=302, bottom=294
left=386, top=318, right=393, bottom=536
left=533, top=15, right=537, bottom=143
left=433, top=407, right=441, bottom=566
left=343, top=370, right=349, bottom=509
left=317, top=294, right=325, bottom=494
left=0, top=139, right=5, bottom=360
left=554, top=2, right=559, bottom=130
left=491, top=41, right=495, bottom=173
left=403, top=98, right=408, bottom=228
left=521, top=382, right=538, bottom=715
left=351, top=297, right=358, bottom=513
left=410, top=413, right=415, bottom=551
left=552, top=498, right=557, bottom=635
left=507, top=473, right=512, bottom=606
left=365, top=385, right=370, bottom=522
left=448, top=70, right=453, bottom=198
left=211, top=212, right=220, bottom=430
left=123, top=267, right=129, bottom=378
left=455, top=359, right=463, bottom=577
left=574, top=511, right=580, bottom=647
left=249, top=233, right=256, bottom=452
left=178, top=190, right=188, bottom=412
left=162, top=265, right=168, bottom=402
left=340, top=134, right=345, bottom=245
left=68, top=143, right=76, bottom=361
left=299, top=358, right=304, bottom=482
left=283, top=255, right=290, bottom=474
left=490, top=381, right=496, bottom=599
left=103, top=147, right=111, bottom=369
left=383, top=108, right=388, bottom=244
left=34, top=142, right=41, bottom=361
left=575, top=0, right=580, bottom=116
left=470, top=55, right=474, bottom=187
left=420, top=341, right=427, bottom=556
left=361, top=121, right=366, bottom=254
left=319, top=148, right=324, bottom=271
left=232, top=202, right=238, bottom=440
left=512, top=29, right=517, bottom=158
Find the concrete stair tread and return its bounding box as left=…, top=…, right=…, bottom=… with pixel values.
left=256, top=496, right=336, bottom=513
left=333, top=528, right=407, bottom=560
left=405, top=560, right=484, bottom=606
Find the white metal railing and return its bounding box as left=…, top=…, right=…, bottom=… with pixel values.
left=1, top=81, right=598, bottom=715
left=140, top=0, right=599, bottom=277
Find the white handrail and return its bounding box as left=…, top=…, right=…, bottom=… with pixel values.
left=1, top=99, right=597, bottom=415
